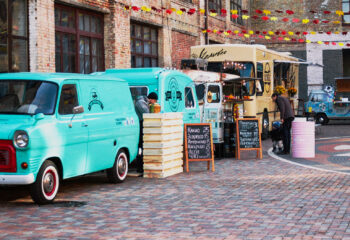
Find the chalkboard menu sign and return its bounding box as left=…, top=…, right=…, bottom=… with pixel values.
left=238, top=120, right=260, bottom=149
left=235, top=118, right=262, bottom=159
left=184, top=123, right=215, bottom=172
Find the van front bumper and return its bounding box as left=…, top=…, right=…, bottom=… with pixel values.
left=0, top=173, right=35, bottom=185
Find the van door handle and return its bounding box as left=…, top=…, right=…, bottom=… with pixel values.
left=82, top=122, right=88, bottom=127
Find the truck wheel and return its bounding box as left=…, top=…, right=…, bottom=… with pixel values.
left=107, top=150, right=128, bottom=183
left=316, top=113, right=329, bottom=125
left=30, top=161, right=59, bottom=204
left=261, top=110, right=269, bottom=140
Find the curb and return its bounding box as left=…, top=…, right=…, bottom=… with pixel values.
left=267, top=148, right=350, bottom=176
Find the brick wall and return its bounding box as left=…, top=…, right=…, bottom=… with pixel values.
left=171, top=31, right=198, bottom=69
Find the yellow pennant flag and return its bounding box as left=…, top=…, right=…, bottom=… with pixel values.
left=210, top=12, right=217, bottom=17
left=306, top=40, right=311, bottom=43
left=310, top=31, right=316, bottom=35
left=284, top=37, right=291, bottom=41
left=288, top=31, right=294, bottom=36
left=224, top=32, right=229, bottom=36
left=336, top=10, right=344, bottom=16
left=302, top=19, right=310, bottom=24
left=271, top=17, right=278, bottom=21
left=200, top=9, right=205, bottom=14
left=263, top=10, right=271, bottom=15
left=242, top=15, right=250, bottom=20
left=249, top=30, right=254, bottom=35
left=202, top=30, right=207, bottom=33
left=213, top=29, right=217, bottom=33
left=317, top=41, right=323, bottom=44
left=231, top=10, right=238, bottom=14
left=234, top=30, right=239, bottom=34
left=334, top=31, right=340, bottom=34
left=176, top=10, right=183, bottom=15
left=244, top=34, right=250, bottom=38
left=333, top=21, right=341, bottom=24
left=265, top=36, right=271, bottom=40
left=268, top=31, right=274, bottom=35
left=339, top=42, right=344, bottom=46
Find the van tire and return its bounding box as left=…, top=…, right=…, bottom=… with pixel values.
left=107, top=150, right=128, bottom=183
left=261, top=109, right=269, bottom=140
left=30, top=161, right=59, bottom=205
left=316, top=113, right=329, bottom=125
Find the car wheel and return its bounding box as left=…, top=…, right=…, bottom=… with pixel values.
left=30, top=160, right=59, bottom=204
left=316, top=113, right=328, bottom=125
left=107, top=150, right=129, bottom=183
left=261, top=109, right=269, bottom=140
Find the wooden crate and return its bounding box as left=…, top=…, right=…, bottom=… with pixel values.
left=142, top=112, right=184, bottom=178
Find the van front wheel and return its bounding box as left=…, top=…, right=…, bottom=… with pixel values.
left=107, top=150, right=128, bottom=183
left=30, top=161, right=59, bottom=204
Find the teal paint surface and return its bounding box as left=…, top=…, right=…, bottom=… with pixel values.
left=93, top=68, right=201, bottom=124
left=0, top=73, right=139, bottom=182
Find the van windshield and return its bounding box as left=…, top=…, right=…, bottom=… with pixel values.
left=0, top=80, right=58, bottom=115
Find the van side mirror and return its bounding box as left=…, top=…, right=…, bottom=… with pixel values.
left=34, top=113, right=45, bottom=121
left=69, top=106, right=84, bottom=128
left=73, top=105, right=84, bottom=114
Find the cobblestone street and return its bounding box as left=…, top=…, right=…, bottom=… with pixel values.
left=1, top=123, right=350, bottom=239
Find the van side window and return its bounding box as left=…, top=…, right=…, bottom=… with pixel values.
left=130, top=87, right=149, bottom=101
left=59, top=84, right=79, bottom=115
left=185, top=87, right=195, bottom=108
left=207, top=85, right=220, bottom=103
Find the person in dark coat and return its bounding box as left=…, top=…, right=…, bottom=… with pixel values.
left=134, top=92, right=158, bottom=173
left=272, top=93, right=294, bottom=155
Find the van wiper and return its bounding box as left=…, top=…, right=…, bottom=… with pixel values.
left=0, top=111, right=32, bottom=115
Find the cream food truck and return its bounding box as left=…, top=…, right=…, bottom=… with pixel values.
left=190, top=44, right=300, bottom=139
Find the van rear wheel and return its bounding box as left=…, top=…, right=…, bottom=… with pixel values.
left=107, top=150, right=128, bottom=183
left=261, top=110, right=269, bottom=140
left=30, top=160, right=59, bottom=204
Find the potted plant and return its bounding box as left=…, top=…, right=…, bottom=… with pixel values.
left=274, top=85, right=286, bottom=95
left=288, top=87, right=297, bottom=97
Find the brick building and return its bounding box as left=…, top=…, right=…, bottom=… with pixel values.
left=251, top=0, right=350, bottom=100
left=0, top=0, right=250, bottom=73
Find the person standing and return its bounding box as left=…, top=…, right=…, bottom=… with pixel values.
left=134, top=92, right=158, bottom=173
left=271, top=93, right=295, bottom=155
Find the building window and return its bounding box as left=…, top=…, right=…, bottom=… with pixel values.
left=55, top=4, right=104, bottom=74
left=209, top=0, right=222, bottom=15
left=230, top=0, right=243, bottom=25
left=0, top=0, right=28, bottom=73
left=343, top=0, right=350, bottom=24
left=131, top=23, right=158, bottom=68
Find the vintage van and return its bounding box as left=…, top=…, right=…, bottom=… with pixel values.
left=93, top=68, right=201, bottom=124
left=0, top=73, right=139, bottom=204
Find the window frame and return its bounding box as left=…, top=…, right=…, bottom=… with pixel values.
left=130, top=22, right=158, bottom=68
left=0, top=0, right=29, bottom=73
left=343, top=0, right=350, bottom=25
left=55, top=4, right=105, bottom=73
left=208, top=0, right=222, bottom=15
left=230, top=0, right=243, bottom=25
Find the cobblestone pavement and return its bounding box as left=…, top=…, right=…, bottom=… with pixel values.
left=1, top=125, right=350, bottom=239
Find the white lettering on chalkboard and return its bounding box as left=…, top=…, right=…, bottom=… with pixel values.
left=186, top=125, right=212, bottom=159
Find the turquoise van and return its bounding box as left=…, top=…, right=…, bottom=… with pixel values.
left=0, top=73, right=139, bottom=204
left=93, top=68, right=201, bottom=123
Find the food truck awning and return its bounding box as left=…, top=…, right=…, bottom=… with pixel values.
left=224, top=77, right=261, bottom=83
left=274, top=59, right=324, bottom=67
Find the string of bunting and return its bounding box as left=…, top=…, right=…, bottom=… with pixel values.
left=123, top=5, right=345, bottom=23
left=201, top=29, right=350, bottom=46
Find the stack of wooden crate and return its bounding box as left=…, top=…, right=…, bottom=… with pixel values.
left=142, top=112, right=183, bottom=178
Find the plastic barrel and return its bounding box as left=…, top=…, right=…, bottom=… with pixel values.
left=292, top=121, right=315, bottom=158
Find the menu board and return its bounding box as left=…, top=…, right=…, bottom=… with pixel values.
left=184, top=124, right=215, bottom=172
left=238, top=119, right=260, bottom=149
left=235, top=118, right=262, bottom=159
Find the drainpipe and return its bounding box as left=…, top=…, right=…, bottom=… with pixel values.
left=205, top=0, right=209, bottom=45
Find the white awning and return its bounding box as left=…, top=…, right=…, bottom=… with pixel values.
left=274, top=60, right=324, bottom=67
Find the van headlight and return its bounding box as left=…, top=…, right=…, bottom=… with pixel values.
left=13, top=130, right=29, bottom=149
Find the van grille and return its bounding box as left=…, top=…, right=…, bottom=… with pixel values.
left=0, top=140, right=16, bottom=172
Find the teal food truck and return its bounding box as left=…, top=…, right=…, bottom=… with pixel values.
left=0, top=73, right=139, bottom=204
left=93, top=68, right=201, bottom=124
